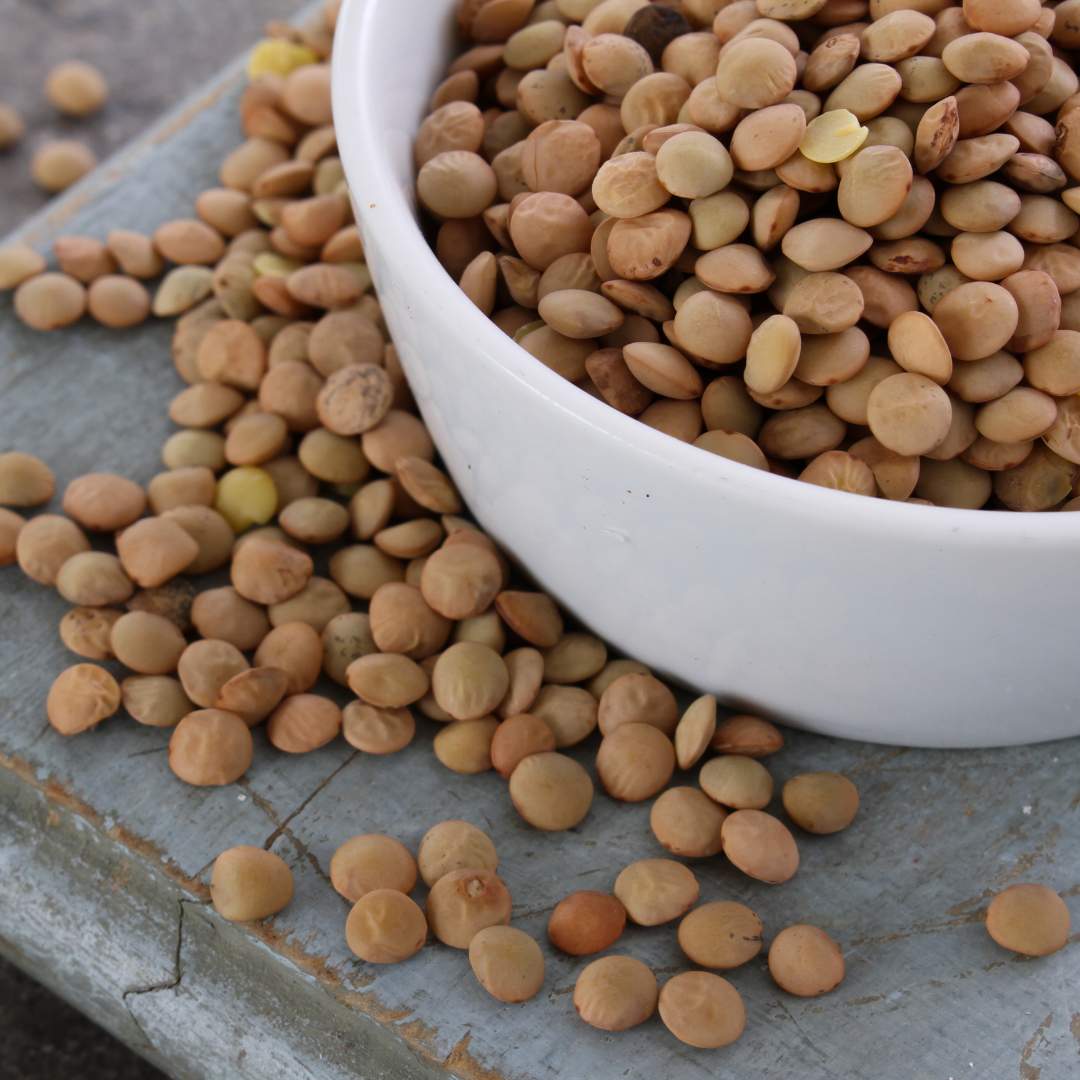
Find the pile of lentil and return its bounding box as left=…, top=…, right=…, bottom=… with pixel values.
left=415, top=0, right=1080, bottom=510
left=0, top=0, right=1071, bottom=1056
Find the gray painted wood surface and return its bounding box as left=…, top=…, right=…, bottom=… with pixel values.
left=1, top=45, right=1078, bottom=1080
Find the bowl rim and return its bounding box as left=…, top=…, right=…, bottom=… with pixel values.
left=333, top=0, right=1080, bottom=544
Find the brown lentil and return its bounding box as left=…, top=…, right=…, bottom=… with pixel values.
left=216, top=667, right=289, bottom=726
left=597, top=722, right=675, bottom=802
left=0, top=452, right=55, bottom=507
left=14, top=514, right=88, bottom=583
left=56, top=551, right=134, bottom=607
left=614, top=858, right=699, bottom=926
left=434, top=718, right=500, bottom=774
left=658, top=971, right=746, bottom=1050
left=417, top=820, right=498, bottom=888
left=32, top=141, right=97, bottom=193
left=573, top=955, right=657, bottom=1032
left=346, top=889, right=428, bottom=965
left=168, top=708, right=253, bottom=786
left=651, top=785, right=726, bottom=858
left=47, top=663, right=121, bottom=735
left=210, top=847, right=294, bottom=922
left=700, top=754, right=774, bottom=810
left=347, top=652, right=430, bottom=708
left=116, top=517, right=200, bottom=588
left=768, top=924, right=845, bottom=997
left=597, top=671, right=678, bottom=735
left=109, top=611, right=186, bottom=675
left=490, top=713, right=556, bottom=778
left=509, top=750, right=593, bottom=830
left=722, top=809, right=799, bottom=884
left=782, top=772, right=860, bottom=834
left=426, top=868, right=512, bottom=949
left=469, top=926, right=545, bottom=1003
left=62, top=473, right=146, bottom=532
left=45, top=61, right=108, bottom=117
left=122, top=675, right=194, bottom=728
left=985, top=884, right=1071, bottom=957
left=678, top=900, right=763, bottom=970
left=330, top=834, right=417, bottom=902
left=266, top=692, right=341, bottom=752
left=190, top=587, right=269, bottom=652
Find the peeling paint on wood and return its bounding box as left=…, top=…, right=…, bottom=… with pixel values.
left=1, top=26, right=1079, bottom=1080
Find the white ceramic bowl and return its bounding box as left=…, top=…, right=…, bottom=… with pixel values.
left=333, top=0, right=1080, bottom=748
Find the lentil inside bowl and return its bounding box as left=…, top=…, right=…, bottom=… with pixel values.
left=410, top=0, right=1080, bottom=515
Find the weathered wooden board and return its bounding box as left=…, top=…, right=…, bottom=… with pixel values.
left=1, top=40, right=1078, bottom=1080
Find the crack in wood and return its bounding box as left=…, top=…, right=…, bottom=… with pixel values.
left=121, top=897, right=187, bottom=1048
left=260, top=752, right=360, bottom=850
left=279, top=823, right=335, bottom=892
left=190, top=779, right=338, bottom=892
left=188, top=778, right=286, bottom=883
left=237, top=776, right=285, bottom=831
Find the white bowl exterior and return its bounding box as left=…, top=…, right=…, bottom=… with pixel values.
left=333, top=0, right=1080, bottom=747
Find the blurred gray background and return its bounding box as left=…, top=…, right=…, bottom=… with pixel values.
left=0, top=2, right=306, bottom=1075
left=0, top=0, right=307, bottom=234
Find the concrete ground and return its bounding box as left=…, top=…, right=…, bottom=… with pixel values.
left=0, top=1, right=305, bottom=1076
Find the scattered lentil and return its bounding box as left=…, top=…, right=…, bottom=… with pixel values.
left=0, top=452, right=55, bottom=506
left=782, top=772, right=860, bottom=834
left=32, top=141, right=97, bottom=193
left=678, top=900, right=763, bottom=970
left=721, top=809, right=799, bottom=884
left=985, top=884, right=1071, bottom=957
left=330, top=834, right=417, bottom=902
left=650, top=786, right=726, bottom=858
left=122, top=675, right=194, bottom=728
left=509, top=750, right=593, bottom=830
left=46, top=663, right=121, bottom=735
left=596, top=721, right=675, bottom=802
left=767, top=924, right=845, bottom=997
left=426, top=868, right=512, bottom=948
left=699, top=754, right=773, bottom=810
left=346, top=889, right=428, bottom=964
left=469, top=925, right=545, bottom=1003
left=573, top=955, right=657, bottom=1032
left=210, top=846, right=294, bottom=921
left=548, top=890, right=626, bottom=956
left=45, top=61, right=108, bottom=117
left=657, top=971, right=746, bottom=1049
left=416, top=820, right=498, bottom=890
left=168, top=708, right=253, bottom=786
left=613, top=858, right=699, bottom=926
